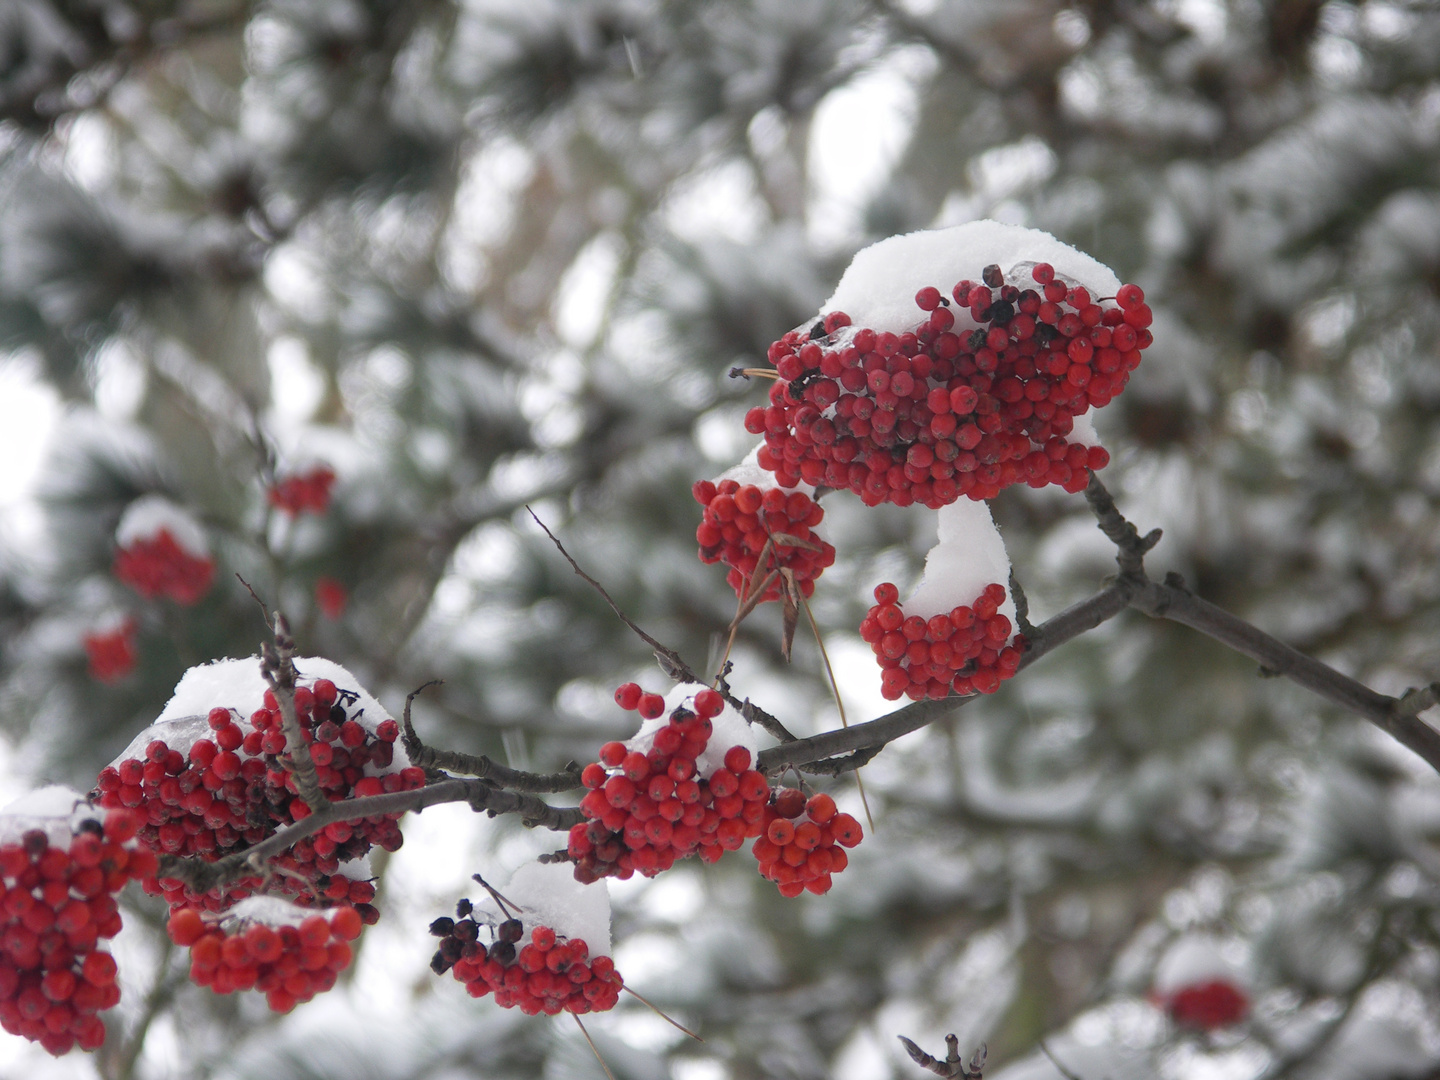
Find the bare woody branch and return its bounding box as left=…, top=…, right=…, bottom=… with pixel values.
left=400, top=681, right=582, bottom=793
left=898, top=1035, right=986, bottom=1079
left=155, top=780, right=583, bottom=896
left=760, top=473, right=1440, bottom=778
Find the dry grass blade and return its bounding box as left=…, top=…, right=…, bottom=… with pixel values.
left=572, top=1015, right=618, bottom=1080
left=622, top=985, right=704, bottom=1042
left=800, top=591, right=875, bottom=831
left=779, top=569, right=799, bottom=663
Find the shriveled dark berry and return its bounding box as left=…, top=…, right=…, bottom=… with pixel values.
left=455, top=898, right=473, bottom=918
left=498, top=918, right=523, bottom=943
left=329, top=703, right=347, bottom=725
left=982, top=264, right=1004, bottom=288
left=429, top=917, right=455, bottom=937
left=430, top=950, right=453, bottom=975
left=439, top=937, right=464, bottom=962
left=490, top=941, right=516, bottom=966
left=453, top=919, right=479, bottom=942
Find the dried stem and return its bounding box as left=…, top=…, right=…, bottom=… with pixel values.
left=260, top=615, right=329, bottom=811
left=898, top=1034, right=986, bottom=1079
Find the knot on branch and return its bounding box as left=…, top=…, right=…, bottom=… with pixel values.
left=1083, top=473, right=1161, bottom=581
left=899, top=1035, right=986, bottom=1079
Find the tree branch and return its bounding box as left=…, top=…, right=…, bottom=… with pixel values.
left=260, top=615, right=329, bottom=811
left=154, top=780, right=582, bottom=895
left=400, top=681, right=582, bottom=792
left=898, top=1035, right=986, bottom=1079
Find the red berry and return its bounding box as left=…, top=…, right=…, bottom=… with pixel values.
left=613, top=683, right=642, bottom=710
left=637, top=694, right=666, bottom=720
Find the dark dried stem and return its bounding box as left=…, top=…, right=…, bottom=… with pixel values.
left=401, top=680, right=581, bottom=792
left=529, top=506, right=799, bottom=741
left=155, top=780, right=582, bottom=895
left=260, top=616, right=329, bottom=811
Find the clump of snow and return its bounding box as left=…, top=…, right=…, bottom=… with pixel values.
left=821, top=220, right=1123, bottom=338
left=1153, top=934, right=1250, bottom=995
left=223, top=895, right=346, bottom=929
left=717, top=444, right=816, bottom=498
left=469, top=862, right=612, bottom=956
left=116, top=494, right=209, bottom=555
left=906, top=499, right=1017, bottom=628
left=0, top=785, right=103, bottom=846
left=111, top=655, right=408, bottom=771
left=623, top=689, right=758, bottom=780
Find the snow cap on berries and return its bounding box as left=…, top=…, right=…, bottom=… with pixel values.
left=906, top=499, right=1018, bottom=629
left=624, top=686, right=757, bottom=780
left=470, top=862, right=612, bottom=956
left=112, top=655, right=408, bottom=772
left=0, top=786, right=108, bottom=846
left=1153, top=933, right=1250, bottom=997
left=822, top=220, right=1123, bottom=337
left=116, top=494, right=210, bottom=556
left=219, top=895, right=354, bottom=930
left=716, top=444, right=817, bottom=499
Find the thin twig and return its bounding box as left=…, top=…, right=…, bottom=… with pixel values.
left=401, top=679, right=582, bottom=792
left=1038, top=1040, right=1085, bottom=1080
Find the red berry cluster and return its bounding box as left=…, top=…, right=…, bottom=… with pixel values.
left=1163, top=980, right=1250, bottom=1030
left=750, top=789, right=861, bottom=897
left=166, top=901, right=363, bottom=1013
left=433, top=904, right=622, bottom=1016
left=0, top=803, right=155, bottom=1056
left=860, top=582, right=1022, bottom=701
left=570, top=687, right=771, bottom=882
left=113, top=529, right=215, bottom=605
left=83, top=619, right=137, bottom=684
left=315, top=576, right=347, bottom=619
left=692, top=479, right=836, bottom=602
left=95, top=677, right=417, bottom=912
left=747, top=266, right=1150, bottom=508
left=268, top=466, right=337, bottom=516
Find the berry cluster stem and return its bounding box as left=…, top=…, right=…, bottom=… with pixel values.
left=261, top=617, right=330, bottom=812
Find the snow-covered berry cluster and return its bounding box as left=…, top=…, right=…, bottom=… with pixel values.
left=113, top=496, right=215, bottom=606
left=166, top=898, right=364, bottom=1013
left=693, top=477, right=836, bottom=602
left=570, top=687, right=770, bottom=882
left=268, top=465, right=337, bottom=516
left=861, top=581, right=1023, bottom=700
left=750, top=788, right=862, bottom=896
left=95, top=659, right=416, bottom=913
left=0, top=791, right=156, bottom=1056
left=83, top=618, right=137, bottom=684
left=748, top=260, right=1144, bottom=509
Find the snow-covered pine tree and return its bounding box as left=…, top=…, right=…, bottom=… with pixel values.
left=1, top=1, right=1439, bottom=1077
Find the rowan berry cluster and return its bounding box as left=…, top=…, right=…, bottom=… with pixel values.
left=1162, top=979, right=1250, bottom=1031
left=692, top=479, right=836, bottom=602
left=750, top=788, right=862, bottom=896
left=268, top=465, right=337, bottom=516
left=431, top=901, right=623, bottom=1016
left=166, top=900, right=364, bottom=1013
left=0, top=796, right=155, bottom=1056
left=746, top=264, right=1148, bottom=509
left=113, top=528, right=215, bottom=605
left=95, top=675, right=416, bottom=913
left=82, top=619, right=137, bottom=684
left=570, top=686, right=771, bottom=882
left=861, top=582, right=1023, bottom=701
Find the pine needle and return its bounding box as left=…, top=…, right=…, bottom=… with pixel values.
left=572, top=1015, right=617, bottom=1080
left=622, top=985, right=704, bottom=1042
left=799, top=591, right=875, bottom=833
